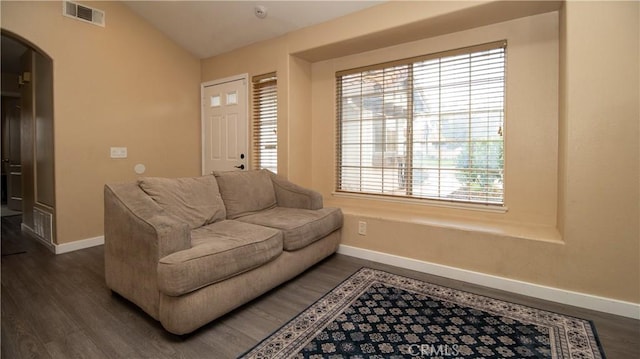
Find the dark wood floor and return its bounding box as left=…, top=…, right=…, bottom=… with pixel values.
left=2, top=215, right=639, bottom=358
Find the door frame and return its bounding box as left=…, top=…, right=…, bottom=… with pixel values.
left=200, top=73, right=249, bottom=176
left=1, top=30, right=56, bottom=247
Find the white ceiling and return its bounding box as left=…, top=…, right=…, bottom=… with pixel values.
left=123, top=1, right=383, bottom=59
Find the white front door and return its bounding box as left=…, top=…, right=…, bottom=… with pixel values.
left=201, top=75, right=248, bottom=175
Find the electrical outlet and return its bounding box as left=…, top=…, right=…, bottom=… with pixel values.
left=110, top=147, right=127, bottom=159
left=358, top=221, right=367, bottom=236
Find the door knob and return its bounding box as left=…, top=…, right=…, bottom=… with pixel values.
left=234, top=164, right=245, bottom=170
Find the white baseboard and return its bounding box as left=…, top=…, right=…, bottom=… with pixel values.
left=54, top=236, right=104, bottom=254
left=21, top=223, right=104, bottom=254
left=338, top=244, right=640, bottom=320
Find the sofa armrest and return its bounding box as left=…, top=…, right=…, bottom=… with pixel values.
left=104, top=183, right=191, bottom=319
left=268, top=171, right=323, bottom=210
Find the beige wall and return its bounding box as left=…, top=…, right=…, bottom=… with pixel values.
left=2, top=0, right=637, bottom=303
left=202, top=1, right=639, bottom=303
left=557, top=0, right=639, bottom=300
left=1, top=1, right=202, bottom=244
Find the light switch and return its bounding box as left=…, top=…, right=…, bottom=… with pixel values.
left=110, top=147, right=127, bottom=159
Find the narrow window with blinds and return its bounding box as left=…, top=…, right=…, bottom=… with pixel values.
left=252, top=73, right=278, bottom=173
left=336, top=41, right=506, bottom=206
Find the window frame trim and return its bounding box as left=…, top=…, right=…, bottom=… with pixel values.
left=251, top=71, right=278, bottom=173
left=336, top=40, right=506, bottom=77
left=335, top=40, right=508, bottom=208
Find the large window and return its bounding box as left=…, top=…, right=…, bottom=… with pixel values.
left=252, top=73, right=277, bottom=173
left=336, top=41, right=506, bottom=205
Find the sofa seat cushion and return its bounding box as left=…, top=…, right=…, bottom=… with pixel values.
left=157, top=220, right=282, bottom=296
left=237, top=207, right=343, bottom=251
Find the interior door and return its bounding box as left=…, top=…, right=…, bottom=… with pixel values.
left=3, top=97, right=22, bottom=211
left=202, top=77, right=248, bottom=175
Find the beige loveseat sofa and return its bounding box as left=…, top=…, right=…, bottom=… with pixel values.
left=104, top=170, right=342, bottom=334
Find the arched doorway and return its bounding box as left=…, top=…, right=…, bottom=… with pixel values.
left=1, top=31, right=56, bottom=248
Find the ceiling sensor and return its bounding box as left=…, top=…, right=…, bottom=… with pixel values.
left=254, top=5, right=267, bottom=19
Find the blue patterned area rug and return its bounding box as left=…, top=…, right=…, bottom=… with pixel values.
left=240, top=268, right=605, bottom=359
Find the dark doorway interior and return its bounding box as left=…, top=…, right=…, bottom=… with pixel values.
left=1, top=34, right=27, bottom=216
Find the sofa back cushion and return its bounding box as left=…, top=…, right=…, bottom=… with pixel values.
left=214, top=170, right=277, bottom=219
left=138, top=176, right=226, bottom=229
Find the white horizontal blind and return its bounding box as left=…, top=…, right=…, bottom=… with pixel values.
left=336, top=41, right=506, bottom=205
left=252, top=73, right=277, bottom=173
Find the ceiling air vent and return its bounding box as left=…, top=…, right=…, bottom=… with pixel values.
left=63, top=1, right=105, bottom=27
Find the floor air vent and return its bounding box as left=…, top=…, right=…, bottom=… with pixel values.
left=33, top=208, right=54, bottom=243
left=63, top=1, right=105, bottom=27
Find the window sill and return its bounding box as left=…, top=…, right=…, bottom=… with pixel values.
left=328, top=193, right=562, bottom=244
